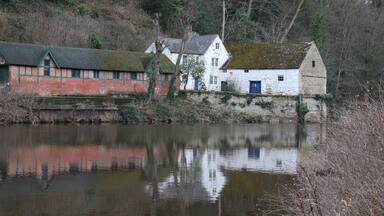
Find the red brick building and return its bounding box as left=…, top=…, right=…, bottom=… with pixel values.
left=0, top=41, right=175, bottom=96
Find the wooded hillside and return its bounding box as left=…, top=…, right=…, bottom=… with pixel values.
left=1, top=0, right=384, bottom=98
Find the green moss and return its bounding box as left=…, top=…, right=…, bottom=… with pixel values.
left=224, top=42, right=311, bottom=69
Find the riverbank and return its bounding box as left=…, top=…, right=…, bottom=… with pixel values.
left=0, top=88, right=329, bottom=124
left=278, top=99, right=384, bottom=215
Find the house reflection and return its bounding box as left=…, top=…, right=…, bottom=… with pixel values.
left=5, top=144, right=171, bottom=182
left=153, top=146, right=298, bottom=202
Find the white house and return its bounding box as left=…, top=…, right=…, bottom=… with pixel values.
left=145, top=33, right=230, bottom=91
left=220, top=42, right=327, bottom=95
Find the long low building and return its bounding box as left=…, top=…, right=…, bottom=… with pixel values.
left=220, top=42, right=327, bottom=95
left=0, top=41, right=175, bottom=96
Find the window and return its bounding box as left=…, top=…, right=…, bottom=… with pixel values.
left=113, top=72, right=120, bottom=80
left=93, top=70, right=99, bottom=79
left=209, top=75, right=213, bottom=84
left=278, top=75, right=284, bottom=81
left=215, top=43, right=220, bottom=49
left=71, top=70, right=81, bottom=78
left=211, top=58, right=215, bottom=67
left=131, top=72, right=137, bottom=80
left=214, top=76, right=218, bottom=84
left=244, top=69, right=249, bottom=73
left=223, top=69, right=227, bottom=73
left=182, top=55, right=188, bottom=65
left=44, top=59, right=50, bottom=77
left=312, top=61, right=316, bottom=68
left=215, top=58, right=219, bottom=66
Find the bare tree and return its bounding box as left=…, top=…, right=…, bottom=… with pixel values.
left=279, top=0, right=304, bottom=43
left=148, top=13, right=165, bottom=102
left=167, top=1, right=196, bottom=101
left=247, top=0, right=254, bottom=17
left=221, top=0, right=226, bottom=41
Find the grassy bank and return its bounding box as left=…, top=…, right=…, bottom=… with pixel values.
left=119, top=94, right=260, bottom=124
left=0, top=89, right=261, bottom=125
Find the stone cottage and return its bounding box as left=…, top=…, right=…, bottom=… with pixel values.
left=0, top=41, right=175, bottom=96
left=220, top=42, right=327, bottom=95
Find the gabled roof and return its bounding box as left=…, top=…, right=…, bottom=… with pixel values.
left=0, top=41, right=175, bottom=74
left=163, top=34, right=218, bottom=55
left=223, top=42, right=312, bottom=70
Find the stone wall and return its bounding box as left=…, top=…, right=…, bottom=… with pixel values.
left=185, top=91, right=327, bottom=123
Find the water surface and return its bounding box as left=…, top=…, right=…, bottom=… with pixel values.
left=0, top=124, right=324, bottom=216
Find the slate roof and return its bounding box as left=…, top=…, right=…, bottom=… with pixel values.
left=223, top=42, right=312, bottom=70
left=163, top=34, right=218, bottom=55
left=0, top=41, right=175, bottom=74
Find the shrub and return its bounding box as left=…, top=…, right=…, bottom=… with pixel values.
left=220, top=93, right=232, bottom=104
left=255, top=100, right=273, bottom=110
left=154, top=104, right=171, bottom=120
left=0, top=88, right=36, bottom=124
left=77, top=3, right=92, bottom=16
left=297, top=103, right=309, bottom=122
left=177, top=90, right=188, bottom=99
left=120, top=104, right=139, bottom=122
left=89, top=33, right=103, bottom=49
left=279, top=100, right=384, bottom=215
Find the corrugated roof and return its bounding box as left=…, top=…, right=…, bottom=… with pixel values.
left=223, top=42, right=312, bottom=70
left=0, top=41, right=175, bottom=74
left=163, top=34, right=218, bottom=55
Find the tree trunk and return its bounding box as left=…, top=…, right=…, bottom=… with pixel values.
left=279, top=0, right=305, bottom=43
left=247, top=0, right=254, bottom=17
left=148, top=13, right=163, bottom=101
left=167, top=26, right=189, bottom=101
left=221, top=0, right=226, bottom=41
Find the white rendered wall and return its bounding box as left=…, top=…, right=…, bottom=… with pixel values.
left=145, top=36, right=230, bottom=91
left=218, top=148, right=298, bottom=175
left=219, top=69, right=300, bottom=95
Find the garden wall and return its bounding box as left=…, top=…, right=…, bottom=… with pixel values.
left=184, top=91, right=327, bottom=123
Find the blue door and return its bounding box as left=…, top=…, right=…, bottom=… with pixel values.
left=249, top=81, right=261, bottom=94
left=194, top=78, right=199, bottom=91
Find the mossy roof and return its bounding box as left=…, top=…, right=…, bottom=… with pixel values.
left=223, top=42, right=312, bottom=70
left=0, top=41, right=175, bottom=74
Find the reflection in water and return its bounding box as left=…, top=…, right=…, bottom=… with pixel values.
left=0, top=124, right=325, bottom=216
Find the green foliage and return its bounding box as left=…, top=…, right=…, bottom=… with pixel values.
left=89, top=33, right=103, bottom=49
left=127, top=92, right=149, bottom=101
left=142, top=0, right=181, bottom=31
left=227, top=7, right=257, bottom=42
left=120, top=103, right=140, bottom=123
left=155, top=104, right=172, bottom=120
left=46, top=0, right=78, bottom=7
left=193, top=0, right=221, bottom=34
left=77, top=3, right=92, bottom=16
left=255, top=101, right=274, bottom=110
left=310, top=14, right=325, bottom=43
left=298, top=103, right=309, bottom=122
left=222, top=80, right=239, bottom=94
left=220, top=93, right=232, bottom=104
left=246, top=95, right=256, bottom=105
left=177, top=90, right=188, bottom=99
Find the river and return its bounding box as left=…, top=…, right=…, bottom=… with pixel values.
left=0, top=124, right=325, bottom=216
